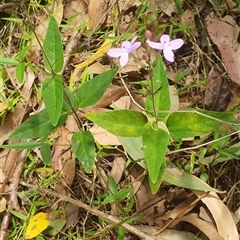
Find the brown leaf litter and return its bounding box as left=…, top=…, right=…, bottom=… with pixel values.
left=0, top=0, right=240, bottom=239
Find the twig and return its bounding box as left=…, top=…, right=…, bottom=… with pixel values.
left=119, top=72, right=146, bottom=112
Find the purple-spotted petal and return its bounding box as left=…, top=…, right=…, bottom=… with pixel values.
left=119, top=51, right=129, bottom=67
left=107, top=48, right=123, bottom=57
left=160, top=34, right=170, bottom=44
left=163, top=46, right=174, bottom=62
left=169, top=39, right=184, bottom=50
left=146, top=40, right=164, bottom=50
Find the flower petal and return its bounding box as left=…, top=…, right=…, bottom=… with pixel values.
left=126, top=42, right=141, bottom=53
left=130, top=36, right=138, bottom=44
left=107, top=48, right=123, bottom=57
left=160, top=34, right=170, bottom=44
left=163, top=46, right=174, bottom=62
left=146, top=40, right=164, bottom=50
left=119, top=52, right=129, bottom=67
left=122, top=40, right=131, bottom=49
left=169, top=39, right=184, bottom=50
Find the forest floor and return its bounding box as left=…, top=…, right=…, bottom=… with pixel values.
left=0, top=0, right=240, bottom=239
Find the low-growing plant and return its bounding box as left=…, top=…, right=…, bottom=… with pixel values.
left=2, top=15, right=239, bottom=195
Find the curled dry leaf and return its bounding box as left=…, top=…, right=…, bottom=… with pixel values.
left=170, top=213, right=223, bottom=240
left=205, top=15, right=240, bottom=85
left=134, top=226, right=196, bottom=240
left=193, top=190, right=238, bottom=240
left=161, top=194, right=197, bottom=221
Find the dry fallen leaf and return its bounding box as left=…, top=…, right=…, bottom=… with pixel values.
left=180, top=9, right=198, bottom=36
left=0, top=197, right=7, bottom=213
left=156, top=0, right=178, bottom=17
left=61, top=0, right=89, bottom=73
left=161, top=194, right=197, bottom=221
left=170, top=213, right=223, bottom=240
left=90, top=125, right=120, bottom=145
left=88, top=0, right=108, bottom=30
left=203, top=69, right=232, bottom=111
left=0, top=102, right=7, bottom=112
left=0, top=67, right=35, bottom=145
left=51, top=126, right=75, bottom=194
left=110, top=96, right=131, bottom=110
left=110, top=156, right=126, bottom=184
left=193, top=190, right=239, bottom=240
left=26, top=0, right=63, bottom=61
left=129, top=164, right=164, bottom=225
left=134, top=226, right=196, bottom=240
left=205, top=15, right=240, bottom=85
left=74, top=37, right=114, bottom=72
left=96, top=86, right=127, bottom=108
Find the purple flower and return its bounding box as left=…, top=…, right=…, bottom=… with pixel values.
left=146, top=34, right=184, bottom=62
left=107, top=37, right=141, bottom=67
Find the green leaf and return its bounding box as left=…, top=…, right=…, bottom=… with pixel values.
left=9, top=109, right=67, bottom=140
left=36, top=236, right=45, bottom=240
left=102, top=189, right=132, bottom=204
left=43, top=219, right=66, bottom=236
left=120, top=135, right=221, bottom=192
left=145, top=56, right=170, bottom=118
left=149, top=162, right=166, bottom=194
left=118, top=137, right=145, bottom=165
left=167, top=110, right=234, bottom=139
left=8, top=210, right=27, bottom=220
left=16, top=62, right=25, bottom=83
left=142, top=122, right=169, bottom=184
left=62, top=88, right=77, bottom=113
left=76, top=67, right=118, bottom=108
left=0, top=58, right=19, bottom=65
left=40, top=143, right=51, bottom=166
left=86, top=110, right=148, bottom=137
left=108, top=176, right=118, bottom=194
left=43, top=16, right=63, bottom=73
left=1, top=142, right=42, bottom=149
left=18, top=46, right=29, bottom=62
left=72, top=131, right=95, bottom=173
left=164, top=164, right=222, bottom=192
left=42, top=75, right=63, bottom=126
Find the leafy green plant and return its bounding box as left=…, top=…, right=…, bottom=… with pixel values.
left=1, top=16, right=238, bottom=196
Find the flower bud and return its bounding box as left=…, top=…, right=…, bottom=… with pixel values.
left=142, top=54, right=148, bottom=60
left=145, top=30, right=152, bottom=40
